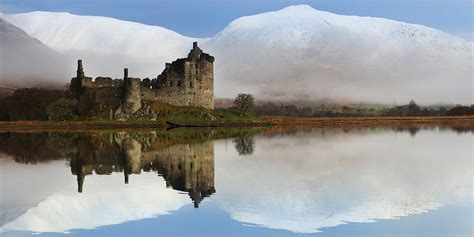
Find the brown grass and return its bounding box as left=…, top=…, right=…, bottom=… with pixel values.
left=262, top=115, right=474, bottom=126
left=0, top=115, right=472, bottom=132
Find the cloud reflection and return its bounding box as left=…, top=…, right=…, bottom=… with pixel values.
left=1, top=161, right=189, bottom=233
left=213, top=128, right=473, bottom=233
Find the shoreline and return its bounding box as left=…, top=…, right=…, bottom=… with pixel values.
left=0, top=116, right=473, bottom=131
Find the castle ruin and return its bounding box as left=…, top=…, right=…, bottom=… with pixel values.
left=70, top=42, right=214, bottom=118
left=70, top=132, right=216, bottom=208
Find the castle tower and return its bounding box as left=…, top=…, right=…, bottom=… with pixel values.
left=77, top=59, right=84, bottom=78
left=70, top=59, right=91, bottom=98
left=123, top=68, right=142, bottom=114
left=77, top=172, right=84, bottom=193
left=188, top=42, right=203, bottom=59
left=186, top=42, right=214, bottom=109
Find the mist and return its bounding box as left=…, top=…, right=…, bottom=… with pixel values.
left=0, top=18, right=71, bottom=88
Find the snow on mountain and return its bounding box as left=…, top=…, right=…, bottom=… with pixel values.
left=1, top=5, right=472, bottom=103
left=1, top=11, right=201, bottom=79
left=0, top=17, right=70, bottom=87
left=203, top=5, right=473, bottom=104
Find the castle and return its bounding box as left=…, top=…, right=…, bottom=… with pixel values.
left=70, top=42, right=214, bottom=118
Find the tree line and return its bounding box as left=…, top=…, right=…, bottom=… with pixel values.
left=0, top=88, right=78, bottom=121
left=0, top=90, right=473, bottom=121
left=232, top=96, right=474, bottom=118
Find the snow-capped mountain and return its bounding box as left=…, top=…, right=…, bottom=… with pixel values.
left=204, top=5, right=473, bottom=104
left=1, top=5, right=472, bottom=103
left=0, top=18, right=69, bottom=87
left=1, top=11, right=200, bottom=79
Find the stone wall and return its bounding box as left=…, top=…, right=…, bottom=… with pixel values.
left=73, top=81, right=124, bottom=116
left=70, top=61, right=125, bottom=116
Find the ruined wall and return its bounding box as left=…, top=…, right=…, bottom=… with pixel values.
left=70, top=60, right=125, bottom=116
left=140, top=42, right=214, bottom=109
left=71, top=42, right=215, bottom=116
left=70, top=132, right=215, bottom=205
left=73, top=77, right=124, bottom=116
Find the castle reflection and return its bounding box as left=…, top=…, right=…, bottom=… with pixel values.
left=0, top=130, right=217, bottom=208
left=69, top=132, right=215, bottom=208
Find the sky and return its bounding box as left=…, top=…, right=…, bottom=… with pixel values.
left=0, top=0, right=472, bottom=41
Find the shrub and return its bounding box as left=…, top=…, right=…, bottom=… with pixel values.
left=46, top=98, right=78, bottom=121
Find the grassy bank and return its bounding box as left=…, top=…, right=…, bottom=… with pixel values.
left=263, top=115, right=474, bottom=126
left=0, top=115, right=473, bottom=131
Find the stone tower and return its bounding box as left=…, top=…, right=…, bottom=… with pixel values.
left=77, top=59, right=84, bottom=78
left=186, top=42, right=214, bottom=109
left=123, top=68, right=141, bottom=114
left=70, top=59, right=93, bottom=98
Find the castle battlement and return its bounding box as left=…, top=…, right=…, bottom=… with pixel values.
left=70, top=42, right=214, bottom=117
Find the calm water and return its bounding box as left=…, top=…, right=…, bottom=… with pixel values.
left=0, top=127, right=472, bottom=237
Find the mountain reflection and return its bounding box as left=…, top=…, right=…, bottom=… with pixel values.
left=0, top=126, right=472, bottom=235
left=212, top=126, right=473, bottom=233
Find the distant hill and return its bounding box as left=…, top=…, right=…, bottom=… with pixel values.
left=215, top=98, right=347, bottom=109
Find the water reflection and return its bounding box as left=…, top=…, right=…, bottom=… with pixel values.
left=70, top=132, right=215, bottom=207
left=0, top=126, right=472, bottom=236
left=214, top=126, right=473, bottom=233
left=233, top=132, right=256, bottom=156
left=0, top=129, right=225, bottom=233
